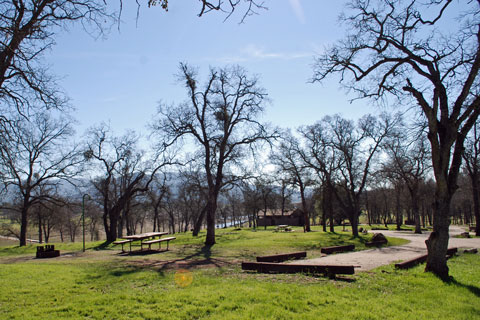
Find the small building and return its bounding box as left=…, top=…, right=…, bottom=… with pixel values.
left=256, top=208, right=305, bottom=227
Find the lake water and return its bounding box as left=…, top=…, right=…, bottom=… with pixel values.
left=0, top=237, right=18, bottom=247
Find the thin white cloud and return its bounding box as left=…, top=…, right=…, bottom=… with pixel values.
left=219, top=44, right=311, bottom=63
left=288, top=0, right=306, bottom=24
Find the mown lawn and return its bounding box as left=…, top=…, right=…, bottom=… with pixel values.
left=1, top=227, right=478, bottom=319
left=0, top=226, right=408, bottom=260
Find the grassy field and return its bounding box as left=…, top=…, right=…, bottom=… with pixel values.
left=0, top=227, right=478, bottom=319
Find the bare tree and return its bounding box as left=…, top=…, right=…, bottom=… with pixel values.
left=240, top=179, right=262, bottom=228
left=0, top=0, right=111, bottom=120
left=146, top=0, right=266, bottom=22
left=312, top=0, right=480, bottom=279
left=85, top=124, right=170, bottom=242
left=271, top=132, right=313, bottom=232
left=0, top=111, right=83, bottom=246
left=301, top=114, right=394, bottom=237
left=146, top=172, right=169, bottom=232
left=153, top=63, right=275, bottom=245
left=383, top=130, right=431, bottom=233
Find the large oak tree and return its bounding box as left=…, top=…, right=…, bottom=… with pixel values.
left=153, top=63, right=274, bottom=245
left=313, top=0, right=480, bottom=279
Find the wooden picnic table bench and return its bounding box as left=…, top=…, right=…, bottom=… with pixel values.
left=141, top=236, right=176, bottom=251
left=123, top=232, right=168, bottom=241
left=113, top=239, right=133, bottom=252
left=114, top=232, right=170, bottom=253
left=274, top=225, right=293, bottom=232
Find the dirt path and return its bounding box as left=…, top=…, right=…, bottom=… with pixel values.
left=291, top=226, right=480, bottom=271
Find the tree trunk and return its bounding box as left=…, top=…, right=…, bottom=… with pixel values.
left=425, top=190, right=451, bottom=280
left=102, top=211, right=110, bottom=241
left=205, top=200, right=216, bottom=246
left=412, top=192, right=422, bottom=234
left=327, top=188, right=334, bottom=232
left=37, top=212, right=43, bottom=244
left=106, top=209, right=118, bottom=242
left=395, top=187, right=402, bottom=230
left=19, top=206, right=28, bottom=247
left=300, top=185, right=311, bottom=232
left=264, top=208, right=267, bottom=230
left=349, top=208, right=359, bottom=237
left=192, top=206, right=207, bottom=236
left=321, top=186, right=328, bottom=232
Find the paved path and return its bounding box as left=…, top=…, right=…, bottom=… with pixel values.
left=291, top=226, right=480, bottom=271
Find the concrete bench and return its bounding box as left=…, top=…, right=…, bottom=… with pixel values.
left=113, top=239, right=133, bottom=252
left=256, top=251, right=307, bottom=263
left=321, top=244, right=355, bottom=254
left=142, top=236, right=176, bottom=251
left=395, top=248, right=458, bottom=269
left=242, top=261, right=355, bottom=278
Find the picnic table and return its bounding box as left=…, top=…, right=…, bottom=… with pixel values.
left=275, top=225, right=292, bottom=232
left=114, top=232, right=175, bottom=252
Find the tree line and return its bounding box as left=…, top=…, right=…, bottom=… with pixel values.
left=0, top=0, right=478, bottom=280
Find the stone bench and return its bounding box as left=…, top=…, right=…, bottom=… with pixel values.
left=256, top=251, right=307, bottom=263
left=242, top=261, right=355, bottom=278
left=395, top=248, right=458, bottom=270
left=320, top=244, right=355, bottom=254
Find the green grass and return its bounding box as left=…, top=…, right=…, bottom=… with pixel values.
left=4, top=226, right=477, bottom=319
left=0, top=251, right=479, bottom=319
left=0, top=226, right=408, bottom=260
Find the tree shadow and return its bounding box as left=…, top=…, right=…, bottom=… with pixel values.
left=155, top=245, right=218, bottom=272
left=93, top=241, right=112, bottom=251
left=118, top=249, right=169, bottom=256
left=447, top=277, right=480, bottom=298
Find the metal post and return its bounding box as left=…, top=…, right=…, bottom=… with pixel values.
left=82, top=194, right=90, bottom=252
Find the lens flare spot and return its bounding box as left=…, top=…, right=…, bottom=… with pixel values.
left=174, top=269, right=193, bottom=288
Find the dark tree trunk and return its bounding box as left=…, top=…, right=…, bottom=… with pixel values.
left=205, top=199, right=216, bottom=246
left=300, top=185, right=311, bottom=232
left=348, top=208, right=359, bottom=237
left=425, top=189, right=451, bottom=280
left=106, top=209, right=119, bottom=242
left=412, top=192, right=422, bottom=234
left=37, top=212, right=43, bottom=244
left=321, top=186, right=328, bottom=232
left=153, top=207, right=158, bottom=232
left=102, top=211, right=110, bottom=241
left=20, top=206, right=28, bottom=247
left=395, top=187, right=402, bottom=230
left=192, top=206, right=207, bottom=236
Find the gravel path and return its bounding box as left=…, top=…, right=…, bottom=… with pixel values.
left=291, top=226, right=480, bottom=271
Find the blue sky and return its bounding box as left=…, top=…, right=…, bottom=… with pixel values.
left=47, top=0, right=375, bottom=138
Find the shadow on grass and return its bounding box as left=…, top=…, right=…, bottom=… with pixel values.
left=118, top=249, right=169, bottom=256
left=109, top=265, right=165, bottom=277
left=155, top=245, right=220, bottom=272
left=448, top=277, right=480, bottom=298
left=93, top=241, right=112, bottom=251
